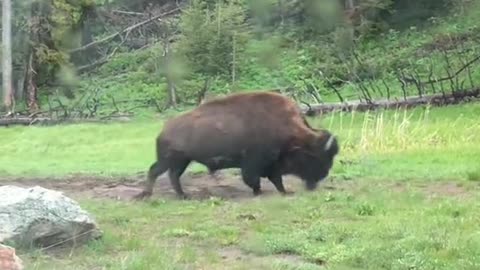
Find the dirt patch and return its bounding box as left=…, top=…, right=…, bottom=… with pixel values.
left=388, top=181, right=474, bottom=198
left=0, top=171, right=310, bottom=202
left=218, top=247, right=244, bottom=263
left=420, top=182, right=470, bottom=198
left=1, top=172, right=471, bottom=202
left=218, top=246, right=324, bottom=268
left=390, top=182, right=407, bottom=193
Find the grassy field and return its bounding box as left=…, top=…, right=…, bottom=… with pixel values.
left=1, top=103, right=480, bottom=269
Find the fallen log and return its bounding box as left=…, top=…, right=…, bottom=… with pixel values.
left=2, top=89, right=479, bottom=127
left=299, top=89, right=480, bottom=116
left=0, top=117, right=129, bottom=127
left=0, top=117, right=52, bottom=126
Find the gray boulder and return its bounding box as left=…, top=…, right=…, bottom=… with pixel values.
left=0, top=185, right=102, bottom=249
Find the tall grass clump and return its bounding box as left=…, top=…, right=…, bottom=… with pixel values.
left=318, top=105, right=480, bottom=157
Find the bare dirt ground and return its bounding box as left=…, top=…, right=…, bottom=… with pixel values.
left=0, top=170, right=473, bottom=202
left=0, top=171, right=322, bottom=201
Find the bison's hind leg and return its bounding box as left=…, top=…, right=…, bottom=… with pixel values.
left=134, top=161, right=168, bottom=200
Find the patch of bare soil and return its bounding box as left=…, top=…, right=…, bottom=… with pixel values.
left=1, top=171, right=471, bottom=202
left=388, top=181, right=474, bottom=198
left=218, top=246, right=325, bottom=268
left=420, top=182, right=471, bottom=198
left=0, top=171, right=311, bottom=202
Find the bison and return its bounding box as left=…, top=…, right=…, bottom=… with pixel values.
left=135, top=91, right=339, bottom=199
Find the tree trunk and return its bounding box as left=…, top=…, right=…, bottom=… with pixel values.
left=24, top=3, right=41, bottom=113
left=25, top=52, right=40, bottom=113
left=2, top=0, right=14, bottom=114
left=232, top=31, right=236, bottom=84
left=163, top=38, right=177, bottom=107
left=345, top=0, right=355, bottom=10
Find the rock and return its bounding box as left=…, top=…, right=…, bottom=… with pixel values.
left=0, top=244, right=23, bottom=270
left=0, top=185, right=102, bottom=249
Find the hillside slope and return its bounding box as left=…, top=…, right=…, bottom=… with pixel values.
left=32, top=0, right=480, bottom=118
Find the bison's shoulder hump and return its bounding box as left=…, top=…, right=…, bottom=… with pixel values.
left=200, top=91, right=295, bottom=108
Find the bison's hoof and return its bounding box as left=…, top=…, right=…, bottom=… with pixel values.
left=176, top=193, right=190, bottom=200
left=253, top=189, right=262, bottom=196
left=133, top=190, right=152, bottom=200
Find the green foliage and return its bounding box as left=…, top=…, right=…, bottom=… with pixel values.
left=176, top=0, right=251, bottom=79
left=50, top=0, right=83, bottom=49
left=8, top=0, right=478, bottom=111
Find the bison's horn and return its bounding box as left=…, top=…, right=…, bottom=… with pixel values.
left=325, top=135, right=336, bottom=151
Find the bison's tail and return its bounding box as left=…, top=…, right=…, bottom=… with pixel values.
left=154, top=136, right=170, bottom=172
left=156, top=137, right=163, bottom=162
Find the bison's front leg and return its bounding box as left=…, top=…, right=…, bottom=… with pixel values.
left=240, top=150, right=280, bottom=196
left=267, top=173, right=293, bottom=195
left=265, top=165, right=293, bottom=195
left=208, top=168, right=222, bottom=182
left=240, top=168, right=262, bottom=196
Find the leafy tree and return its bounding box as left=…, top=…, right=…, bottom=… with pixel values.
left=8, top=0, right=98, bottom=111
left=176, top=0, right=251, bottom=88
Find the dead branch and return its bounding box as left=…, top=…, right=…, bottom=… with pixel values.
left=151, top=99, right=163, bottom=112
left=458, top=42, right=475, bottom=90
left=111, top=10, right=145, bottom=16
left=76, top=27, right=132, bottom=73
left=69, top=7, right=180, bottom=54
left=54, top=90, right=68, bottom=118
left=298, top=78, right=322, bottom=103
left=427, top=60, right=436, bottom=94
left=402, top=54, right=480, bottom=87
left=411, top=68, right=424, bottom=97
left=300, top=100, right=315, bottom=116
left=109, top=95, right=120, bottom=113
left=442, top=50, right=457, bottom=94
left=324, top=78, right=345, bottom=103
left=396, top=70, right=408, bottom=100
left=381, top=79, right=391, bottom=100
left=298, top=88, right=480, bottom=116
left=349, top=51, right=373, bottom=102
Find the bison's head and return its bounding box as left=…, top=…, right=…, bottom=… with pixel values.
left=285, top=129, right=339, bottom=190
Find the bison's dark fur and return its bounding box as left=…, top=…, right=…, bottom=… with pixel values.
left=135, top=91, right=339, bottom=199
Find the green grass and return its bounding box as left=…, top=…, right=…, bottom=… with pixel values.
left=1, top=103, right=480, bottom=180
left=21, top=180, right=480, bottom=270
left=2, top=102, right=480, bottom=269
